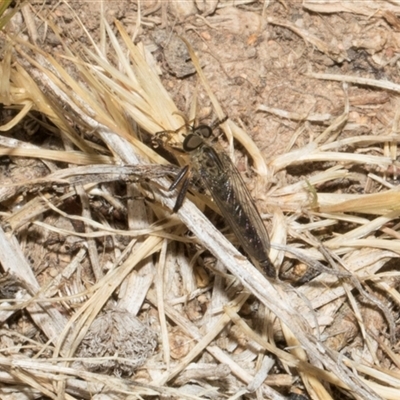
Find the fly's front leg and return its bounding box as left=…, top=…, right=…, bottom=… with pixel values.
left=210, top=115, right=228, bottom=130
left=169, top=165, right=191, bottom=212
left=152, top=130, right=175, bottom=148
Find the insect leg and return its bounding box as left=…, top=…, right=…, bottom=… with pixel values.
left=210, top=115, right=228, bottom=130
left=169, top=165, right=191, bottom=212
left=169, top=165, right=189, bottom=191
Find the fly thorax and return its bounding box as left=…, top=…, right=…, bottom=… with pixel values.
left=198, top=146, right=224, bottom=177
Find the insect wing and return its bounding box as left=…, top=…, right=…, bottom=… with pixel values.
left=191, top=144, right=275, bottom=278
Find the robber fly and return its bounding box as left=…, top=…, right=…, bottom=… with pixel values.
left=168, top=123, right=275, bottom=278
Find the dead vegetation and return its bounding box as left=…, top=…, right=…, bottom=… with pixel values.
left=0, top=1, right=399, bottom=399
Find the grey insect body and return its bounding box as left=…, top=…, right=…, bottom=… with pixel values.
left=174, top=124, right=275, bottom=278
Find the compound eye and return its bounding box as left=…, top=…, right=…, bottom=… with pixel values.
left=183, top=134, right=203, bottom=151
left=194, top=125, right=212, bottom=138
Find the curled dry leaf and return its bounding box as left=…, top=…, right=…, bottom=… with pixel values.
left=169, top=327, right=193, bottom=359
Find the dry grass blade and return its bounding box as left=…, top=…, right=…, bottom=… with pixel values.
left=0, top=147, right=113, bottom=164
left=321, top=190, right=400, bottom=214
left=307, top=71, right=400, bottom=93
left=0, top=0, right=17, bottom=30
left=303, top=0, right=400, bottom=17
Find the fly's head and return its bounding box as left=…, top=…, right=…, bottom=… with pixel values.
left=183, top=124, right=213, bottom=153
